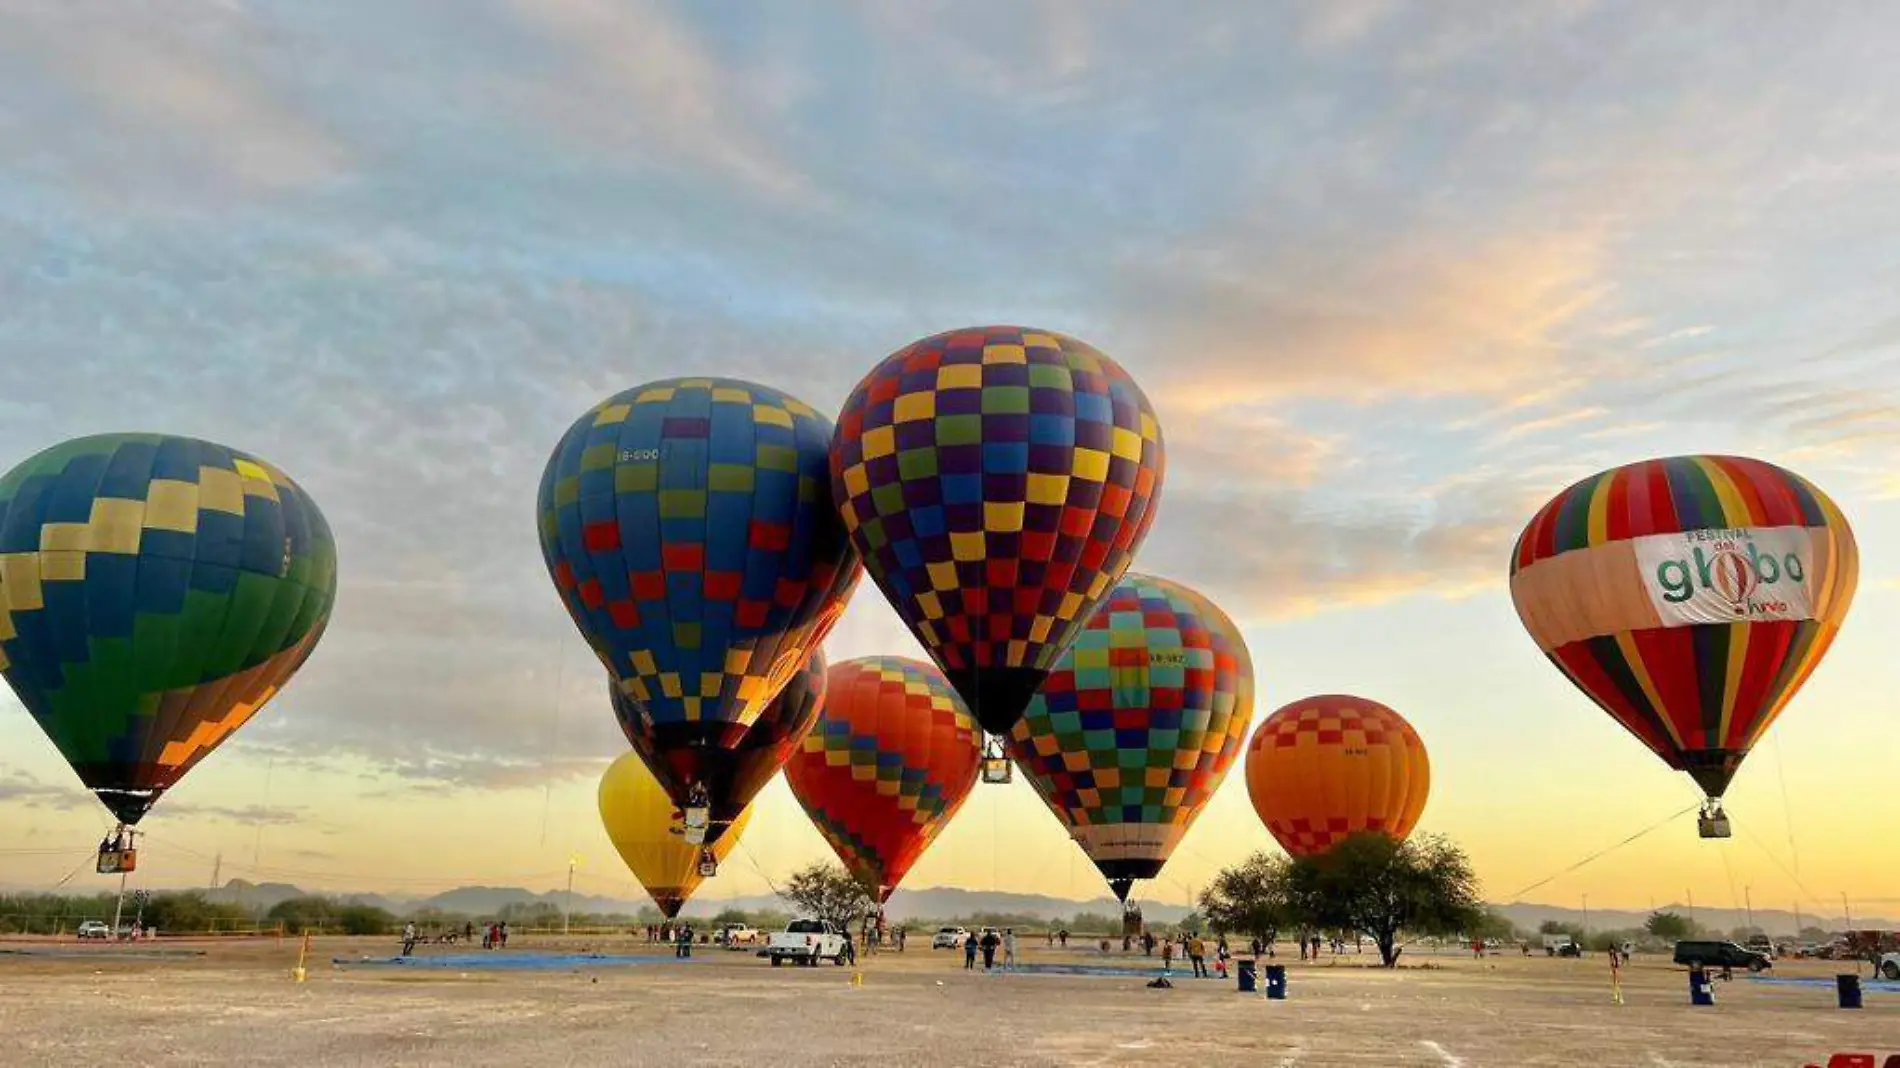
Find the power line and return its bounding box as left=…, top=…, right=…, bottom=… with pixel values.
left=1506, top=803, right=1698, bottom=902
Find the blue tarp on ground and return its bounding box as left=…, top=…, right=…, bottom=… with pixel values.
left=993, top=962, right=1196, bottom=979
left=333, top=952, right=709, bottom=971
left=1746, top=975, right=1900, bottom=993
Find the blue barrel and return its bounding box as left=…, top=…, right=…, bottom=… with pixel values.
left=1688, top=968, right=1714, bottom=1006
left=1236, top=959, right=1257, bottom=993
left=1837, top=973, right=1863, bottom=1009
left=1265, top=964, right=1288, bottom=1000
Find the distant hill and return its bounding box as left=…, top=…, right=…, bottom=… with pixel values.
left=28, top=877, right=1891, bottom=934
left=1494, top=901, right=1886, bottom=938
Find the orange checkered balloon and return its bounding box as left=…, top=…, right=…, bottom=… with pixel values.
left=1244, top=695, right=1430, bottom=858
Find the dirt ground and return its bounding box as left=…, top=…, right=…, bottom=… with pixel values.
left=2, top=935, right=1896, bottom=1067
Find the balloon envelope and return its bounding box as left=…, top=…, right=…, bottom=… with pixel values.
left=1245, top=695, right=1429, bottom=858
left=783, top=656, right=982, bottom=902
left=1509, top=455, right=1857, bottom=798
left=539, top=378, right=858, bottom=813
left=611, top=650, right=827, bottom=839
left=599, top=751, right=751, bottom=918
left=830, top=327, right=1164, bottom=735
left=0, top=433, right=337, bottom=825
left=1009, top=573, right=1253, bottom=901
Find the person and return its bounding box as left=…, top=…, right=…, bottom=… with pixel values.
left=402, top=921, right=418, bottom=957
left=1144, top=932, right=1156, bottom=957
left=1046, top=930, right=1054, bottom=947
left=1472, top=938, right=1484, bottom=960
left=463, top=921, right=474, bottom=944
left=676, top=924, right=692, bottom=959
left=1216, top=936, right=1231, bottom=978
left=980, top=929, right=1000, bottom=971
left=1058, top=929, right=1069, bottom=948
left=964, top=933, right=978, bottom=970
left=1161, top=938, right=1174, bottom=974
left=1188, top=934, right=1208, bottom=978
left=498, top=922, right=509, bottom=948
left=842, top=929, right=857, bottom=967
left=1004, top=929, right=1018, bottom=970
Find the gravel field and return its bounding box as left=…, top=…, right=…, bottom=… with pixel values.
left=2, top=936, right=1896, bottom=1066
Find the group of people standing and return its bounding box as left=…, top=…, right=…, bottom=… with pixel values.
left=961, top=928, right=1019, bottom=971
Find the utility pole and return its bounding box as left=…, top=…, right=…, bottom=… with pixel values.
left=1842, top=892, right=1853, bottom=931
left=1687, top=888, right=1696, bottom=930
left=210, top=852, right=222, bottom=890
left=1744, top=886, right=1754, bottom=932
left=1794, top=901, right=1804, bottom=935
left=1582, top=893, right=1590, bottom=935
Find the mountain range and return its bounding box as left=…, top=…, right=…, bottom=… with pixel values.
left=160, top=880, right=1896, bottom=933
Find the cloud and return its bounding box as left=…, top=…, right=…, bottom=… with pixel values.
left=0, top=1, right=348, bottom=202
left=0, top=769, right=87, bottom=810
left=1, top=0, right=1897, bottom=802
left=498, top=0, right=812, bottom=200
left=155, top=803, right=308, bottom=828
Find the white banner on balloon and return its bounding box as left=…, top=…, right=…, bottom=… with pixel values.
left=1631, top=526, right=1816, bottom=627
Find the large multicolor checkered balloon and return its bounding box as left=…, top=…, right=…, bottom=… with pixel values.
left=609, top=650, right=826, bottom=838
left=831, top=327, right=1164, bottom=736
left=0, top=434, right=337, bottom=826
left=1008, top=574, right=1252, bottom=901
left=539, top=378, right=858, bottom=833
left=782, top=656, right=982, bottom=902
left=1244, top=695, right=1430, bottom=858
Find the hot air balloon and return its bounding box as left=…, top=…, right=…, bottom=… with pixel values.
left=539, top=378, right=858, bottom=842
left=1508, top=455, right=1857, bottom=835
left=599, top=751, right=752, bottom=918
left=783, top=657, right=982, bottom=902
left=1008, top=573, right=1253, bottom=902
left=830, top=327, right=1164, bottom=741
left=0, top=434, right=337, bottom=839
left=1245, top=695, right=1430, bottom=858
left=609, top=650, right=826, bottom=862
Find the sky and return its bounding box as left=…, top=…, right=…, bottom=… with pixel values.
left=1, top=1, right=1896, bottom=921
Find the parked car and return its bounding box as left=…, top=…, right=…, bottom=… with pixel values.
left=1744, top=934, right=1776, bottom=959
left=1673, top=940, right=1772, bottom=972
left=765, top=919, right=848, bottom=967
left=932, top=926, right=970, bottom=949
left=1879, top=952, right=1900, bottom=981
left=714, top=923, right=762, bottom=947
left=1543, top=934, right=1580, bottom=957
left=76, top=921, right=110, bottom=941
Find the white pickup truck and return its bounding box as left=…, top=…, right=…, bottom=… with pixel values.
left=715, top=923, right=762, bottom=948
left=765, top=918, right=849, bottom=967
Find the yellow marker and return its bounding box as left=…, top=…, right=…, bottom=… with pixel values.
left=292, top=930, right=311, bottom=982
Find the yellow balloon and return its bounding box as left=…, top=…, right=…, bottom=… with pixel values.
left=599, top=752, right=751, bottom=918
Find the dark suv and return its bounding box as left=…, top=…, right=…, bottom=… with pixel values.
left=1673, top=940, right=1772, bottom=972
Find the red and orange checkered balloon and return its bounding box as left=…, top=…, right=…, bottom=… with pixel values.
left=782, top=656, right=982, bottom=902
left=1244, top=695, right=1430, bottom=858
left=830, top=327, right=1164, bottom=736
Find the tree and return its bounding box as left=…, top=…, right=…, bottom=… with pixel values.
left=778, top=862, right=875, bottom=931
left=1799, top=926, right=1831, bottom=943
left=1467, top=909, right=1518, bottom=943
left=711, top=908, right=751, bottom=927
left=1645, top=910, right=1695, bottom=941
left=1200, top=851, right=1298, bottom=945
left=1287, top=832, right=1483, bottom=967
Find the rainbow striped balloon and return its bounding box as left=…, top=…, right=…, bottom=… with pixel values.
left=1509, top=455, right=1857, bottom=798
